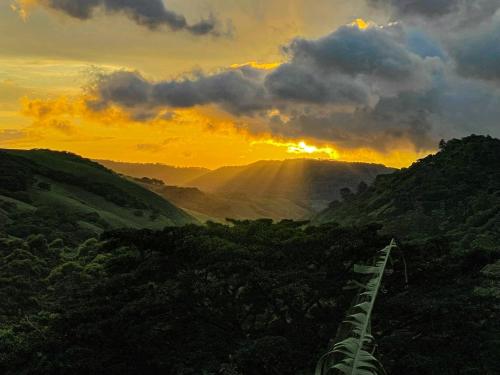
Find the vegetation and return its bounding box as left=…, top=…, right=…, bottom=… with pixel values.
left=97, top=159, right=210, bottom=186
left=104, top=159, right=394, bottom=216
left=316, top=135, right=500, bottom=251
left=0, top=221, right=391, bottom=374
left=185, top=159, right=394, bottom=211
left=136, top=179, right=314, bottom=222
left=117, top=159, right=394, bottom=221
left=0, top=149, right=195, bottom=244
left=0, top=219, right=498, bottom=374
left=316, top=241, right=396, bottom=375
left=0, top=137, right=499, bottom=374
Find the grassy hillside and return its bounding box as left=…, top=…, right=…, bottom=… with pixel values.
left=315, top=135, right=500, bottom=250
left=96, top=159, right=210, bottom=185
left=134, top=178, right=314, bottom=221
left=0, top=149, right=195, bottom=243
left=186, top=159, right=394, bottom=211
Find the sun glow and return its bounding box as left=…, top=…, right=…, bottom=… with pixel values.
left=253, top=139, right=340, bottom=159
left=230, top=61, right=281, bottom=70
left=350, top=18, right=371, bottom=30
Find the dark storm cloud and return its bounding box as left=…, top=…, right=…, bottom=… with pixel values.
left=259, top=71, right=500, bottom=151
left=88, top=17, right=500, bottom=151
left=286, top=24, right=425, bottom=80
left=369, top=0, right=459, bottom=17
left=39, top=0, right=221, bottom=35
left=451, top=18, right=500, bottom=81
left=90, top=23, right=436, bottom=118
left=259, top=90, right=438, bottom=152
left=265, top=63, right=370, bottom=105
left=369, top=0, right=500, bottom=26
left=89, top=67, right=270, bottom=116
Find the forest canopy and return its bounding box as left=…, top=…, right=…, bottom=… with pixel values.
left=0, top=219, right=498, bottom=374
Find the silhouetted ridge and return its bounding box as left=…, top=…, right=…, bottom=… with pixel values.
left=316, top=135, right=500, bottom=249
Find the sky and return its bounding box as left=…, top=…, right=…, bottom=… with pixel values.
left=1, top=0, right=499, bottom=169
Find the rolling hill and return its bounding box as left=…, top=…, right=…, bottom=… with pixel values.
left=315, top=135, right=500, bottom=250
left=185, top=159, right=394, bottom=211
left=0, top=149, right=195, bottom=244
left=134, top=178, right=313, bottom=222
left=101, top=158, right=394, bottom=220
left=1, top=139, right=499, bottom=375
left=96, top=159, right=210, bottom=186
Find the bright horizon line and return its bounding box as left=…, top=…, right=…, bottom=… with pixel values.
left=2, top=146, right=421, bottom=171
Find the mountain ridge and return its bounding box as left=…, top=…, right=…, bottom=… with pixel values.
left=134, top=178, right=314, bottom=222
left=96, top=159, right=210, bottom=186
left=105, top=158, right=395, bottom=216
left=315, top=135, right=500, bottom=250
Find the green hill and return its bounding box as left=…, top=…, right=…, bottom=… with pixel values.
left=0, top=149, right=195, bottom=244
left=134, top=178, right=314, bottom=222
left=96, top=159, right=210, bottom=185
left=315, top=135, right=500, bottom=250
left=103, top=159, right=394, bottom=220
left=1, top=140, right=499, bottom=375
left=186, top=159, right=394, bottom=211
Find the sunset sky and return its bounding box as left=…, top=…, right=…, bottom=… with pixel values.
left=1, top=0, right=500, bottom=168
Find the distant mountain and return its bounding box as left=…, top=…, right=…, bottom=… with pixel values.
left=186, top=159, right=394, bottom=211
left=315, top=135, right=500, bottom=249
left=0, top=149, right=195, bottom=244
left=134, top=178, right=313, bottom=222
left=96, top=159, right=210, bottom=186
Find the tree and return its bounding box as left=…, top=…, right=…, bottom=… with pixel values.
left=340, top=187, right=354, bottom=201
left=357, top=181, right=368, bottom=194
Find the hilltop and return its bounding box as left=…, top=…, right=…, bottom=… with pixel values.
left=0, top=149, right=195, bottom=244
left=0, top=140, right=498, bottom=375
left=316, top=135, right=500, bottom=249
left=96, top=159, right=210, bottom=186
left=186, top=159, right=394, bottom=210
left=134, top=179, right=313, bottom=222
left=102, top=158, right=394, bottom=220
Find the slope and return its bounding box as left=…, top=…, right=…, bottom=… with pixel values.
left=186, top=159, right=394, bottom=211
left=96, top=159, right=210, bottom=186
left=134, top=178, right=314, bottom=221
left=315, top=135, right=500, bottom=249
left=0, top=149, right=195, bottom=244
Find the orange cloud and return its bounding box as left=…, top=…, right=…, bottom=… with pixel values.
left=230, top=61, right=281, bottom=70
left=20, top=96, right=139, bottom=126
left=15, top=94, right=427, bottom=169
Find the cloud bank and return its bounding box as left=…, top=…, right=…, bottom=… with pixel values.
left=85, top=0, right=500, bottom=152
left=369, top=0, right=500, bottom=24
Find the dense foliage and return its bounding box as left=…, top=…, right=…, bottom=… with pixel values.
left=316, top=135, right=500, bottom=251
left=316, top=241, right=396, bottom=375
left=1, top=137, right=499, bottom=374
left=0, top=220, right=498, bottom=374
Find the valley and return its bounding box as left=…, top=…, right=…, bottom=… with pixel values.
left=101, top=158, right=393, bottom=221
left=3, top=2, right=500, bottom=373
left=0, top=136, right=498, bottom=374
